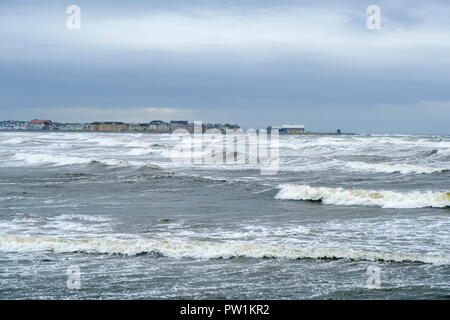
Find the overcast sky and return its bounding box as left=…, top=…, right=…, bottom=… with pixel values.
left=1, top=0, right=450, bottom=134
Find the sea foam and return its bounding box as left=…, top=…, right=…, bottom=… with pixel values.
left=12, top=152, right=130, bottom=167
left=345, top=161, right=448, bottom=174
left=0, top=235, right=448, bottom=265
left=275, top=184, right=450, bottom=209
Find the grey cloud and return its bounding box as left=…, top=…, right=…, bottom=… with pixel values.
left=1, top=0, right=449, bottom=134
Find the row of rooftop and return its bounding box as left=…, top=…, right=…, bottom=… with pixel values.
left=0, top=120, right=307, bottom=134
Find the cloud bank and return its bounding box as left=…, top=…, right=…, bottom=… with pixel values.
left=1, top=0, right=449, bottom=133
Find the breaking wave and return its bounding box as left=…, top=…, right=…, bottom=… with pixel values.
left=275, top=184, right=450, bottom=209
left=0, top=235, right=448, bottom=265
left=13, top=152, right=131, bottom=167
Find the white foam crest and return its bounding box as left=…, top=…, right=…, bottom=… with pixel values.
left=88, top=137, right=127, bottom=147
left=13, top=152, right=91, bottom=166
left=367, top=136, right=450, bottom=148
left=126, top=148, right=153, bottom=156
left=275, top=184, right=450, bottom=209
left=49, top=214, right=112, bottom=223
left=437, top=149, right=450, bottom=156
left=12, top=152, right=131, bottom=167
left=1, top=137, right=30, bottom=144
left=346, top=161, right=448, bottom=174
left=278, top=137, right=362, bottom=150
left=0, top=214, right=112, bottom=236
left=0, top=196, right=25, bottom=202
left=0, top=235, right=448, bottom=265
left=125, top=141, right=153, bottom=148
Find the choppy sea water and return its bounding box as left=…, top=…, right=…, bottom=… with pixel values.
left=0, top=131, right=449, bottom=299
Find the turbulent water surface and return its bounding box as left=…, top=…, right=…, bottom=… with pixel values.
left=0, top=132, right=449, bottom=299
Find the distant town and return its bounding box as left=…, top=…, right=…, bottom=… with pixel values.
left=0, top=119, right=312, bottom=134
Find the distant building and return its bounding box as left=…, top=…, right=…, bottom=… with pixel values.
left=126, top=123, right=149, bottom=131
left=1, top=119, right=243, bottom=134
left=29, top=119, right=52, bottom=130
left=223, top=123, right=240, bottom=133
left=89, top=122, right=126, bottom=131
left=53, top=122, right=89, bottom=131
left=170, top=120, right=188, bottom=127
left=30, top=119, right=51, bottom=125
left=202, top=123, right=222, bottom=133
left=280, top=124, right=305, bottom=134
left=148, top=120, right=170, bottom=132
left=267, top=124, right=305, bottom=134
left=0, top=120, right=28, bottom=130
left=170, top=120, right=191, bottom=132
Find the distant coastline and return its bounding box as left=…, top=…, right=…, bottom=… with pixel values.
left=0, top=119, right=350, bottom=135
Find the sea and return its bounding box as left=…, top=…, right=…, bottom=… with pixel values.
left=0, top=131, right=449, bottom=299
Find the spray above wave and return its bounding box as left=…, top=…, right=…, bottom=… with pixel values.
left=0, top=235, right=448, bottom=265
left=275, top=184, right=450, bottom=209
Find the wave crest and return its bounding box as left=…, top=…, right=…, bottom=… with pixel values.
left=0, top=235, right=448, bottom=265
left=12, top=152, right=131, bottom=167
left=275, top=184, right=450, bottom=209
